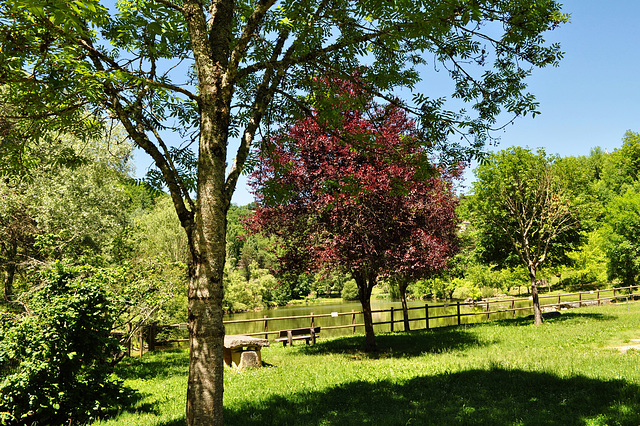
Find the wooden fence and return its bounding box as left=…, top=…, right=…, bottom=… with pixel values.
left=129, top=284, right=638, bottom=356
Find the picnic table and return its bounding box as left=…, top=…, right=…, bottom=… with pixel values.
left=223, top=335, right=269, bottom=368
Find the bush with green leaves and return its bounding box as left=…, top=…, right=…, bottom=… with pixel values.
left=0, top=263, right=132, bottom=426
left=341, top=279, right=359, bottom=301
left=554, top=230, right=607, bottom=289
left=223, top=262, right=285, bottom=312
left=314, top=272, right=347, bottom=298
left=604, top=188, right=640, bottom=285
left=411, top=277, right=457, bottom=300
left=450, top=278, right=482, bottom=301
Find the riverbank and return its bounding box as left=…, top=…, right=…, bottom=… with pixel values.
left=95, top=301, right=640, bottom=425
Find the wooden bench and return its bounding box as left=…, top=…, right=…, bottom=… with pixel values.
left=275, top=326, right=321, bottom=347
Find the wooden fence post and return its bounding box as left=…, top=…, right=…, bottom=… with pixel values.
left=578, top=292, right=582, bottom=308
left=557, top=293, right=561, bottom=307
left=597, top=290, right=600, bottom=306
left=390, top=307, right=394, bottom=332
left=310, top=312, right=314, bottom=328
left=457, top=302, right=461, bottom=326
left=511, top=299, right=515, bottom=318
left=263, top=315, right=268, bottom=340
left=352, top=310, right=356, bottom=334
left=425, top=304, right=430, bottom=330
left=485, top=301, right=490, bottom=320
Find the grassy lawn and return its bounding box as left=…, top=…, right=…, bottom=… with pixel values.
left=95, top=302, right=640, bottom=425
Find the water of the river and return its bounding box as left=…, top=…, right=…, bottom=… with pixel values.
left=224, top=297, right=533, bottom=339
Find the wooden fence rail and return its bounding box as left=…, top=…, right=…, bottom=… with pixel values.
left=132, top=284, right=638, bottom=356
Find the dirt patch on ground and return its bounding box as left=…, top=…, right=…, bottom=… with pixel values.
left=612, top=339, right=640, bottom=352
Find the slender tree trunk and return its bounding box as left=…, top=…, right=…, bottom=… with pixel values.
left=3, top=265, right=15, bottom=302
left=3, top=270, right=8, bottom=302
left=3, top=242, right=17, bottom=302
left=355, top=272, right=377, bottom=352
left=4, top=265, right=16, bottom=302
left=399, top=279, right=410, bottom=332
left=360, top=295, right=376, bottom=352
left=530, top=267, right=543, bottom=325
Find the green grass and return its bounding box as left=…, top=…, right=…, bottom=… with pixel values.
left=95, top=302, right=640, bottom=425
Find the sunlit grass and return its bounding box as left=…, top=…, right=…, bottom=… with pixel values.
left=95, top=302, right=640, bottom=425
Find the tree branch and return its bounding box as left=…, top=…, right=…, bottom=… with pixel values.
left=225, top=28, right=293, bottom=204
left=153, top=0, right=183, bottom=12
left=76, top=38, right=199, bottom=102
left=228, top=0, right=278, bottom=81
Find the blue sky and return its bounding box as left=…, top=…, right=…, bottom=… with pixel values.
left=133, top=0, right=640, bottom=205
left=453, top=0, right=640, bottom=193
left=485, top=0, right=640, bottom=157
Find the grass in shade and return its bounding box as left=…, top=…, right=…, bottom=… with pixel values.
left=94, top=302, right=640, bottom=425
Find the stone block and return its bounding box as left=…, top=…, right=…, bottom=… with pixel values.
left=239, top=350, right=261, bottom=368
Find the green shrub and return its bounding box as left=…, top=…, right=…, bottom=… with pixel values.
left=341, top=279, right=359, bottom=301
left=411, top=277, right=457, bottom=300
left=223, top=261, right=295, bottom=311
left=314, top=272, right=348, bottom=298
left=451, top=279, right=482, bottom=301
left=562, top=270, right=600, bottom=288
left=480, top=286, right=498, bottom=299
left=0, top=263, right=132, bottom=426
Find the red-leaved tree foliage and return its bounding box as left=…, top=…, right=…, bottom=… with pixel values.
left=248, top=80, right=460, bottom=352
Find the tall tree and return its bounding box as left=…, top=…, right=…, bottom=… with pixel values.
left=0, top=131, right=135, bottom=300
left=0, top=1, right=568, bottom=423
left=603, top=131, right=640, bottom=194
left=249, top=83, right=459, bottom=351
left=0, top=184, right=38, bottom=301
left=554, top=151, right=608, bottom=232
left=604, top=188, right=640, bottom=286
left=469, top=147, right=580, bottom=325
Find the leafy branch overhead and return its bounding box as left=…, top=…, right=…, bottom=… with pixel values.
left=1, top=0, right=568, bottom=183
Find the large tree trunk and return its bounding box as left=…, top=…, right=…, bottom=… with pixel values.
left=530, top=267, right=543, bottom=325
left=360, top=296, right=377, bottom=352
left=185, top=174, right=228, bottom=425
left=185, top=66, right=233, bottom=425
left=186, top=210, right=227, bottom=426
left=355, top=272, right=377, bottom=352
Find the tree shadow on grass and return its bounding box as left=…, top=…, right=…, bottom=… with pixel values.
left=297, top=310, right=616, bottom=358
left=88, top=351, right=188, bottom=424
left=298, top=327, right=484, bottom=359
left=156, top=418, right=186, bottom=426
left=114, top=348, right=188, bottom=381
left=223, top=368, right=640, bottom=426
left=493, top=311, right=616, bottom=327
left=96, top=389, right=162, bottom=423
